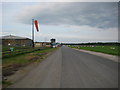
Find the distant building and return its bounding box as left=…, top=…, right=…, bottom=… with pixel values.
left=35, top=42, right=51, bottom=47
left=50, top=38, right=56, bottom=43
left=1, top=35, right=32, bottom=47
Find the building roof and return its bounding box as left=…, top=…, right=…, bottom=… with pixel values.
left=35, top=42, right=51, bottom=43
left=1, top=35, right=31, bottom=40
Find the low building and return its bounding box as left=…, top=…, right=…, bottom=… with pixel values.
left=35, top=42, right=51, bottom=47
left=1, top=35, right=32, bottom=47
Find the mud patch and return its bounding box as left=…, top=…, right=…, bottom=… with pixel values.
left=2, top=64, right=22, bottom=77
left=25, top=56, right=40, bottom=61
left=37, top=53, right=48, bottom=56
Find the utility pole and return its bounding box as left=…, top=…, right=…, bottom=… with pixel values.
left=32, top=19, right=34, bottom=47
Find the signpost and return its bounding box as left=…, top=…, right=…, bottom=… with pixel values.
left=10, top=47, right=14, bottom=52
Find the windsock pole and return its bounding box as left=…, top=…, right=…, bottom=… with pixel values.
left=32, top=19, right=34, bottom=48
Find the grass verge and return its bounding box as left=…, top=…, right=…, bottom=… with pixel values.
left=69, top=45, right=120, bottom=56
left=2, top=47, right=58, bottom=87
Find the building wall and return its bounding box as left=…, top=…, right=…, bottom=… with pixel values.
left=35, top=42, right=51, bottom=47
left=2, top=39, right=32, bottom=47
left=45, top=42, right=51, bottom=47
left=35, top=42, right=43, bottom=47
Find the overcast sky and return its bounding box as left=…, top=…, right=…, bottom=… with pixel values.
left=1, top=2, right=118, bottom=43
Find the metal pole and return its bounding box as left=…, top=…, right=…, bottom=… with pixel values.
left=32, top=19, right=34, bottom=47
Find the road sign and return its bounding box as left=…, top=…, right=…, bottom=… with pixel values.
left=10, top=47, right=14, bottom=52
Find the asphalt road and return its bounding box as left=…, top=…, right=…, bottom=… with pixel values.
left=10, top=46, right=118, bottom=88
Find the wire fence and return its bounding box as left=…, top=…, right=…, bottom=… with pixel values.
left=2, top=47, right=47, bottom=58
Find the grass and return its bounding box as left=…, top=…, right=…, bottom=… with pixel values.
left=3, top=47, right=57, bottom=67
left=3, top=54, right=29, bottom=67
left=2, top=80, right=12, bottom=87
left=69, top=45, right=120, bottom=56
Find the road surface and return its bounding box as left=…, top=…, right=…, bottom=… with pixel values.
left=10, top=46, right=118, bottom=88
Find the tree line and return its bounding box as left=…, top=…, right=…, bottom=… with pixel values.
left=61, top=42, right=120, bottom=46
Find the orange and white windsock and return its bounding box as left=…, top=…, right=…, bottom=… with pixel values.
left=34, top=20, right=39, bottom=32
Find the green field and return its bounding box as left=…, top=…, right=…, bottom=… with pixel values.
left=69, top=45, right=119, bottom=56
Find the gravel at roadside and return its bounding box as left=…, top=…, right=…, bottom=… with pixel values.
left=74, top=48, right=119, bottom=63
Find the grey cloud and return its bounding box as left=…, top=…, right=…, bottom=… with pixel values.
left=16, top=2, right=118, bottom=28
